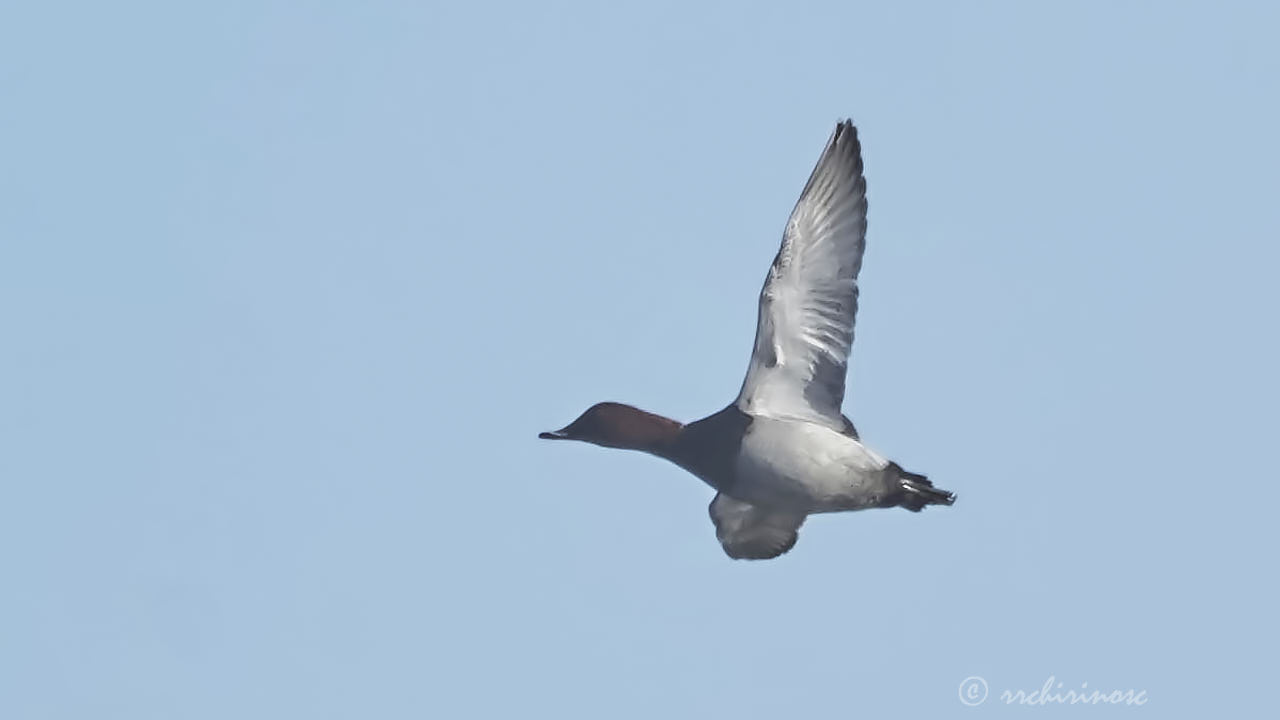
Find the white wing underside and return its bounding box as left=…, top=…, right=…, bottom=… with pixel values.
left=735, top=121, right=868, bottom=432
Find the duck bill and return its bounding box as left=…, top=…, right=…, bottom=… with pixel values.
left=538, top=429, right=571, bottom=440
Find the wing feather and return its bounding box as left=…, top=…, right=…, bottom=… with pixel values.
left=708, top=494, right=806, bottom=560
left=736, top=120, right=868, bottom=430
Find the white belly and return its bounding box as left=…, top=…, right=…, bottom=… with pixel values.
left=733, top=417, right=892, bottom=512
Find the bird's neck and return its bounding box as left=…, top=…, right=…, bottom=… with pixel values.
left=603, top=405, right=685, bottom=457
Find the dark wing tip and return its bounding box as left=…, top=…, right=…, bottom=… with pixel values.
left=832, top=118, right=862, bottom=165
left=831, top=118, right=859, bottom=149
left=799, top=119, right=864, bottom=198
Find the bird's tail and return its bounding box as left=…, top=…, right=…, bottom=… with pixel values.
left=889, top=463, right=955, bottom=512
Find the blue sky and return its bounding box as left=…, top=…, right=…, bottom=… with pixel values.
left=3, top=1, right=1278, bottom=717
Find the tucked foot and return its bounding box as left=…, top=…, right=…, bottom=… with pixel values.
left=888, top=462, right=955, bottom=512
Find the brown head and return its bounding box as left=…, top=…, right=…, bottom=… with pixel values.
left=539, top=402, right=683, bottom=453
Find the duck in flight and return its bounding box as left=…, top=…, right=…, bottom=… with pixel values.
left=540, top=120, right=954, bottom=560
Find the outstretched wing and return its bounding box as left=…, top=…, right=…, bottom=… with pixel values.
left=736, top=120, right=868, bottom=431
left=708, top=493, right=807, bottom=560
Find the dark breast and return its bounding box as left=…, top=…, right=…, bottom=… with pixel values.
left=665, top=405, right=753, bottom=492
